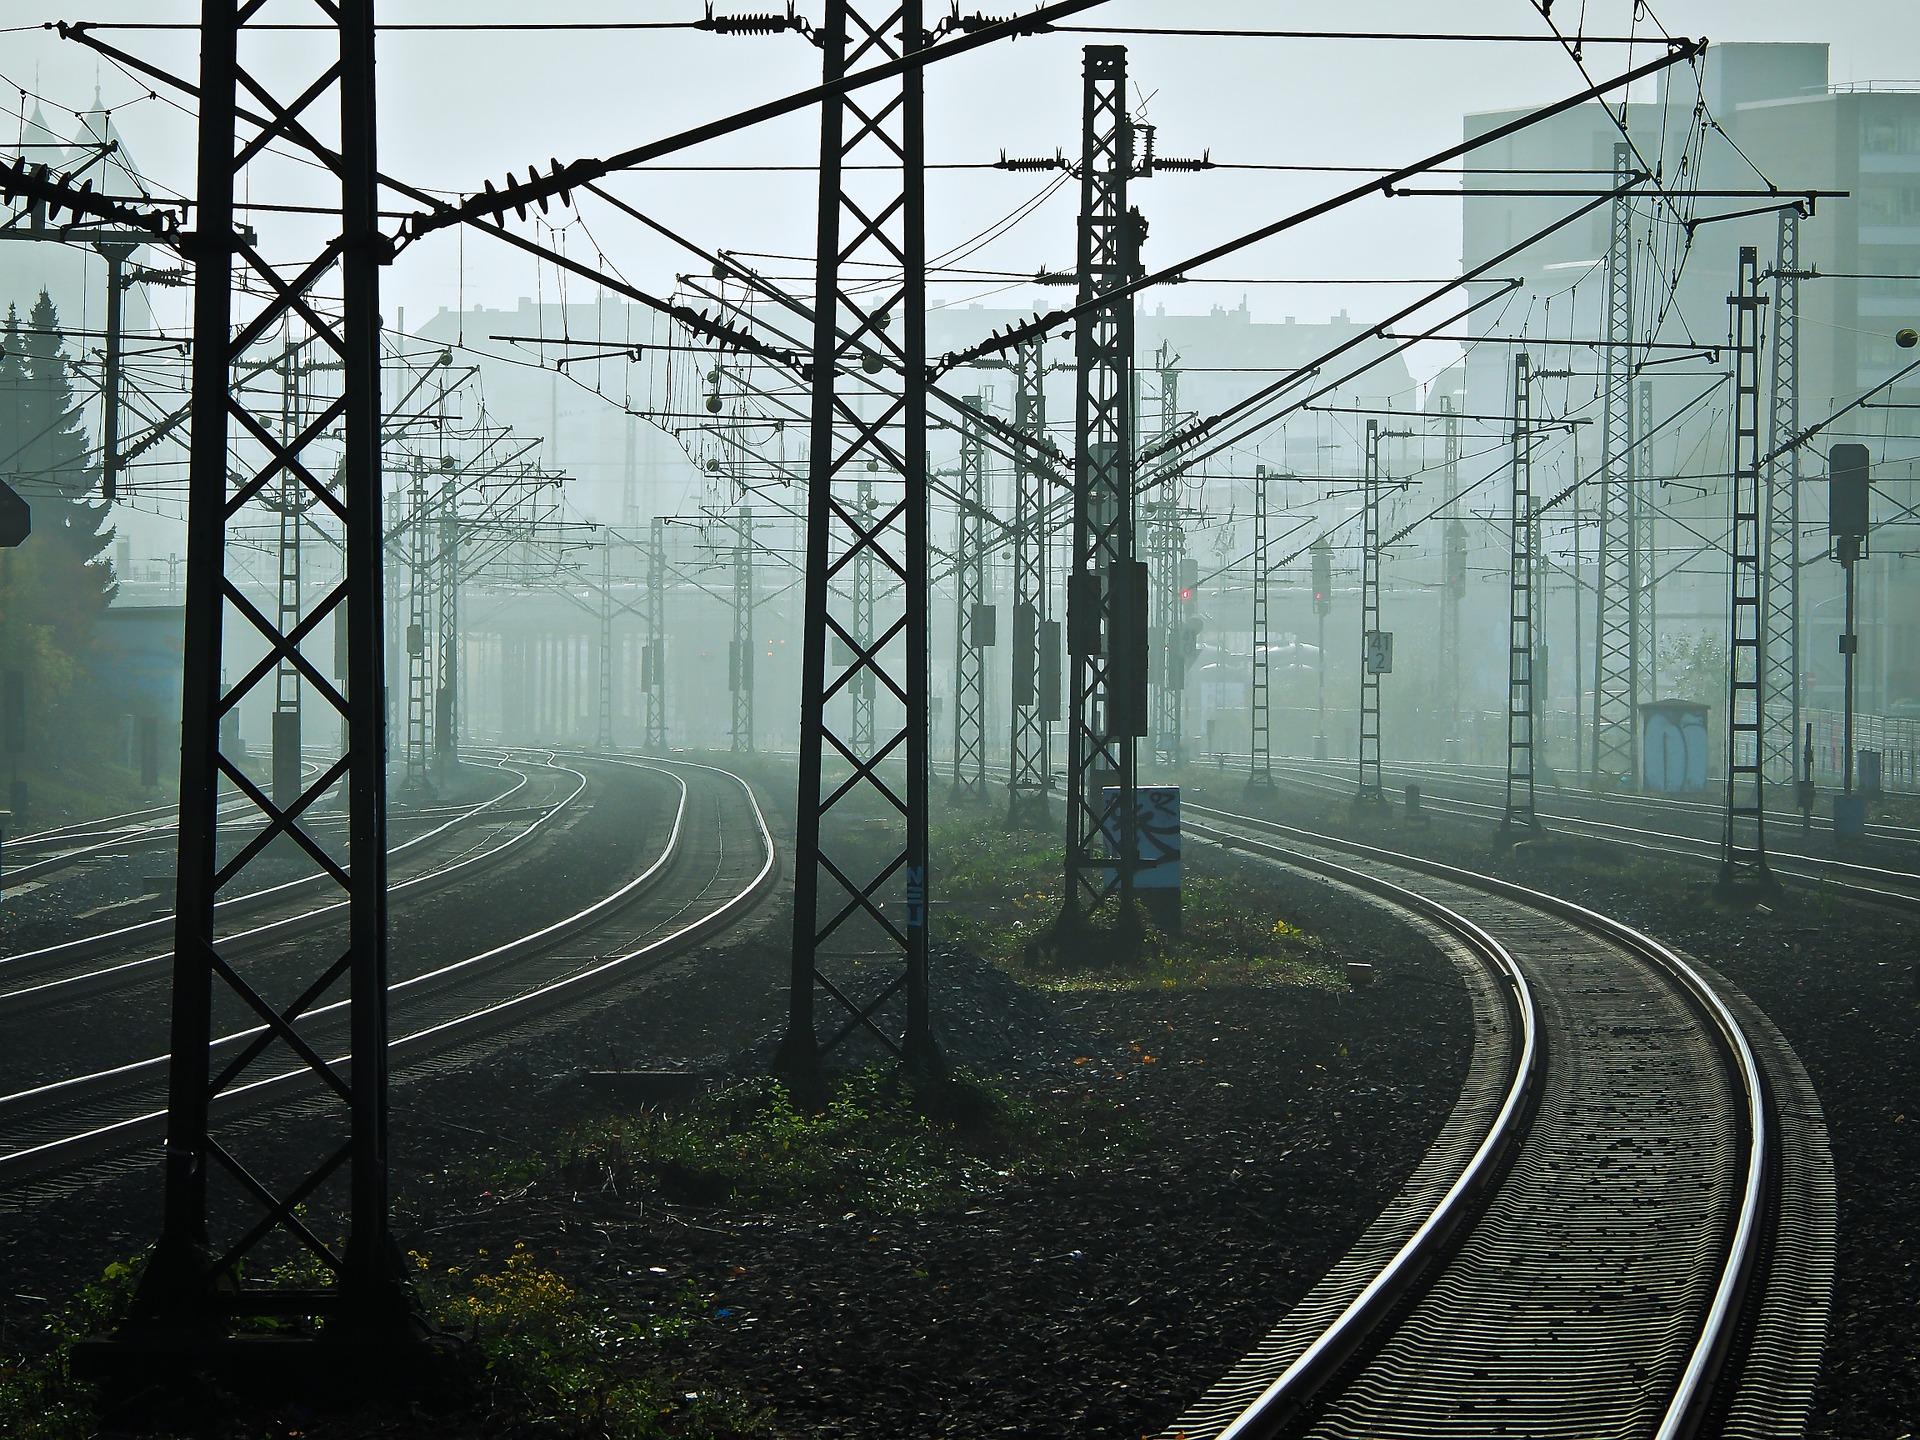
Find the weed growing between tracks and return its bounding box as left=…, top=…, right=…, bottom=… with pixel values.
left=934, top=817, right=1343, bottom=993
left=0, top=1246, right=768, bottom=1440
left=499, top=1065, right=1144, bottom=1215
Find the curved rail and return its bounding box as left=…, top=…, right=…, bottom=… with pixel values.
left=0, top=756, right=777, bottom=1184
left=1181, top=801, right=1770, bottom=1440
left=1223, top=756, right=1920, bottom=912
left=0, top=754, right=577, bottom=1011
left=1182, top=818, right=1541, bottom=1432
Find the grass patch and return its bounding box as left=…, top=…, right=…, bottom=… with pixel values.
left=538, top=1065, right=1142, bottom=1214
left=0, top=1248, right=766, bottom=1440
left=934, top=818, right=1343, bottom=993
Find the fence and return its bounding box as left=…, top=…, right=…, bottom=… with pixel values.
left=1806, top=706, right=1920, bottom=794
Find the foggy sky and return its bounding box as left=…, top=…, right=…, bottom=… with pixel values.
left=11, top=0, right=1920, bottom=397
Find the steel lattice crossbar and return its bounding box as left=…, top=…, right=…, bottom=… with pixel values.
left=781, top=0, right=938, bottom=1075
left=1723, top=246, right=1773, bottom=883
left=1504, top=353, right=1541, bottom=836
left=1593, top=141, right=1638, bottom=782
left=1063, top=45, right=1143, bottom=923
left=131, top=0, right=404, bottom=1335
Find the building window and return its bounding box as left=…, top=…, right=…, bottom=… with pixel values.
left=1859, top=184, right=1920, bottom=226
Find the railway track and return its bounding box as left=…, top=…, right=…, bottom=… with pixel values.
left=1197, top=753, right=1920, bottom=910
left=0, top=754, right=777, bottom=1193
left=1161, top=800, right=1834, bottom=1440
left=0, top=752, right=583, bottom=1027
left=1, top=759, right=335, bottom=889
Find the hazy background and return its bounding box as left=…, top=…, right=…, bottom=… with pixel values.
left=10, top=0, right=1920, bottom=394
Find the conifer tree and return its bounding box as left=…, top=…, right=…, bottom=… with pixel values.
left=14, top=290, right=117, bottom=639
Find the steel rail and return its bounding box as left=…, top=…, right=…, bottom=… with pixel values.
left=0, top=753, right=547, bottom=976
left=1254, top=751, right=1920, bottom=847
left=1181, top=801, right=1770, bottom=1440
left=2, top=760, right=331, bottom=884
left=1181, top=817, right=1541, bottom=1433
left=0, top=757, right=776, bottom=1184
left=0, top=755, right=581, bottom=1013
left=1234, top=755, right=1920, bottom=911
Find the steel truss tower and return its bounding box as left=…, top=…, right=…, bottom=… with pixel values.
left=1148, top=493, right=1184, bottom=768
left=403, top=454, right=435, bottom=789
left=852, top=473, right=876, bottom=753
left=1356, top=420, right=1385, bottom=804
left=1592, top=142, right=1637, bottom=782
left=1723, top=246, right=1773, bottom=885
left=117, top=0, right=406, bottom=1345
left=1006, top=338, right=1051, bottom=826
left=1439, top=398, right=1464, bottom=752
left=731, top=503, right=754, bottom=754
left=780, top=0, right=939, bottom=1077
left=644, top=516, right=667, bottom=749
left=1149, top=345, right=1184, bottom=766
left=435, top=472, right=459, bottom=777
left=951, top=394, right=989, bottom=797
left=597, top=533, right=615, bottom=751
left=1248, top=466, right=1275, bottom=792
left=1062, top=45, right=1146, bottom=927
left=1634, top=379, right=1658, bottom=714
left=1761, top=207, right=1802, bottom=785
left=1503, top=354, right=1542, bottom=835
left=271, top=342, right=305, bottom=811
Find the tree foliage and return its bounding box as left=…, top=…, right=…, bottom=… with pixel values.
left=1, top=292, right=119, bottom=792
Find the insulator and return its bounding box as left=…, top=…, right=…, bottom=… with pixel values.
left=701, top=8, right=797, bottom=34
left=995, top=149, right=1066, bottom=173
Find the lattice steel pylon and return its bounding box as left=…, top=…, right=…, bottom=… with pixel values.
left=1148, top=493, right=1183, bottom=767
left=111, top=0, right=408, bottom=1348
left=951, top=393, right=989, bottom=798
left=434, top=470, right=459, bottom=778
left=1148, top=343, right=1184, bottom=766
left=1592, top=142, right=1637, bottom=783
left=403, top=454, right=434, bottom=790
left=1356, top=420, right=1385, bottom=804
left=643, top=516, right=667, bottom=749
left=1248, top=465, right=1275, bottom=792
left=1062, top=44, right=1146, bottom=929
left=1634, top=377, right=1658, bottom=712
left=1723, top=245, right=1773, bottom=886
left=270, top=339, right=305, bottom=811
left=1502, top=354, right=1542, bottom=836
left=851, top=473, right=876, bottom=754
left=730, top=503, right=753, bottom=754
left=1761, top=206, right=1803, bottom=786
left=779, top=0, right=940, bottom=1079
left=1439, top=398, right=1465, bottom=751
left=1006, top=337, right=1051, bottom=826
left=596, top=532, right=614, bottom=751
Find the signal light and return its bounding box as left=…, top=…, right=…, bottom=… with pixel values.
left=1179, top=586, right=1194, bottom=602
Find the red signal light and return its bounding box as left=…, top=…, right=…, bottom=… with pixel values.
left=1179, top=586, right=1194, bottom=602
